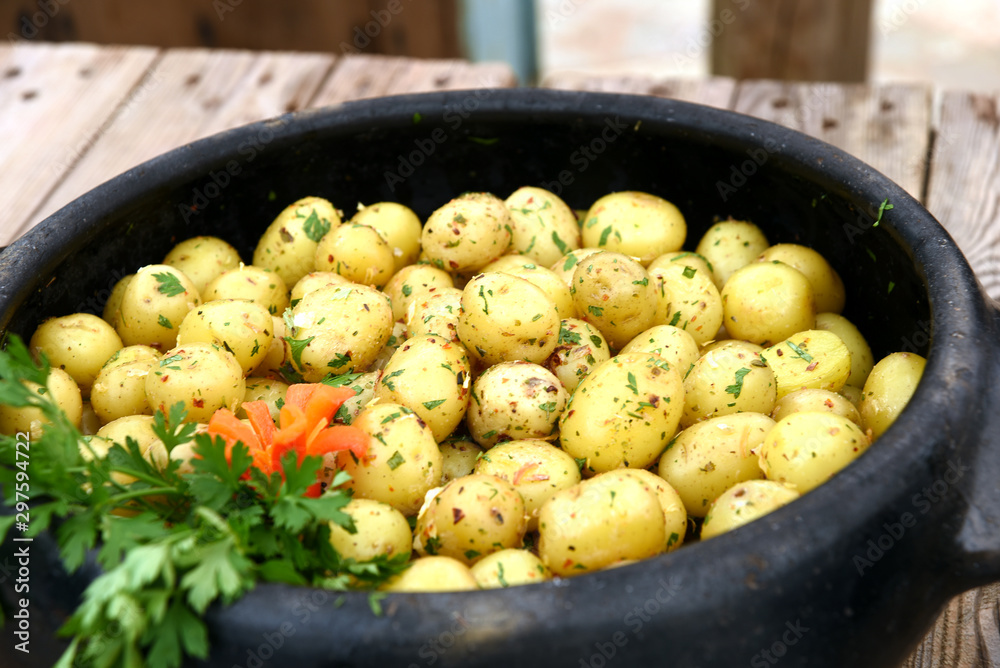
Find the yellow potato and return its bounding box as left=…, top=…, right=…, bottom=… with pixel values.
left=543, top=318, right=611, bottom=392
left=351, top=201, right=423, bottom=272
left=290, top=271, right=351, bottom=304
left=815, top=312, right=874, bottom=388
left=0, top=368, right=83, bottom=437
left=695, top=218, right=769, bottom=287
left=771, top=388, right=862, bottom=426
left=560, top=353, right=684, bottom=473
left=253, top=315, right=287, bottom=377
left=413, top=474, right=527, bottom=564
left=30, top=313, right=123, bottom=397
left=682, top=341, right=776, bottom=427
left=421, top=192, right=512, bottom=275
left=758, top=411, right=870, bottom=493
left=237, top=377, right=289, bottom=421
left=658, top=412, right=773, bottom=517
left=721, top=261, right=815, bottom=346
left=439, top=436, right=483, bottom=483
left=758, top=243, right=845, bottom=314
left=314, top=222, right=395, bottom=289
left=619, top=325, right=700, bottom=377
left=571, top=251, right=658, bottom=350
left=90, top=345, right=160, bottom=424
left=618, top=468, right=688, bottom=552
left=253, top=196, right=342, bottom=288
left=144, top=343, right=245, bottom=423
left=649, top=260, right=724, bottom=346
left=550, top=248, right=603, bottom=288
left=382, top=264, right=455, bottom=323
left=115, top=264, right=201, bottom=350
left=202, top=265, right=289, bottom=317
left=497, top=261, right=577, bottom=320
left=701, top=479, right=800, bottom=540
left=580, top=191, right=686, bottom=265
left=858, top=352, right=926, bottom=440
left=538, top=469, right=666, bottom=577
left=760, top=329, right=851, bottom=399
left=647, top=251, right=715, bottom=283
left=405, top=286, right=463, bottom=342
left=176, top=299, right=274, bottom=374
left=94, top=414, right=169, bottom=473
left=471, top=548, right=551, bottom=589
left=504, top=186, right=581, bottom=267
left=466, top=362, right=568, bottom=448
left=328, top=498, right=413, bottom=562
left=102, top=274, right=134, bottom=325
left=381, top=556, right=478, bottom=592
left=163, top=235, right=242, bottom=295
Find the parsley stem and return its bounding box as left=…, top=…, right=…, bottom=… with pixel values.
left=105, top=486, right=182, bottom=505
left=110, top=466, right=176, bottom=488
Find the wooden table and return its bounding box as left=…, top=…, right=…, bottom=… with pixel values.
left=2, top=42, right=999, bottom=667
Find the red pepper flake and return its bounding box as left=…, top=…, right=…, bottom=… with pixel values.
left=824, top=398, right=834, bottom=408
left=806, top=361, right=819, bottom=371
left=776, top=349, right=784, bottom=356
left=452, top=507, right=465, bottom=524
left=192, top=398, right=204, bottom=408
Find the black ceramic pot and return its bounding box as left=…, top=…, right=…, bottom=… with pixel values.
left=2, top=90, right=999, bottom=668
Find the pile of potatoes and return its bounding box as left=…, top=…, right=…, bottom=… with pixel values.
left=4, top=188, right=927, bottom=592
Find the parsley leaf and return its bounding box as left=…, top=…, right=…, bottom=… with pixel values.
left=153, top=272, right=186, bottom=297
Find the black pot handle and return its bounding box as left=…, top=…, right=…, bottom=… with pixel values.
left=951, top=297, right=1000, bottom=587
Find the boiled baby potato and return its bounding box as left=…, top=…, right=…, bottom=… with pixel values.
left=374, top=334, right=472, bottom=442
left=115, top=264, right=200, bottom=350
left=758, top=243, right=845, bottom=314
left=758, top=411, right=870, bottom=493
left=338, top=403, right=443, bottom=516
left=538, top=469, right=666, bottom=577
left=405, top=286, right=463, bottom=342
left=202, top=265, right=288, bottom=317
left=253, top=196, right=341, bottom=288
left=102, top=274, right=134, bottom=325
left=858, top=352, right=926, bottom=440
left=0, top=368, right=83, bottom=437
left=466, top=362, right=568, bottom=448
left=439, top=436, right=484, bottom=483
left=163, top=235, right=242, bottom=295
left=721, top=261, right=815, bottom=346
left=144, top=343, right=245, bottom=423
left=581, top=191, right=686, bottom=265
left=237, top=377, right=289, bottom=421
left=695, top=218, right=769, bottom=288
left=647, top=251, right=715, bottom=283
left=619, top=325, right=700, bottom=378
left=701, top=479, right=800, bottom=540
left=544, top=318, right=611, bottom=393
left=314, top=222, right=395, bottom=289
left=290, top=271, right=351, bottom=304
left=771, top=388, right=861, bottom=426
left=496, top=260, right=576, bottom=320
left=413, top=474, right=527, bottom=564
left=618, top=468, right=688, bottom=552
left=94, top=414, right=169, bottom=473
left=550, top=248, right=603, bottom=288
left=760, top=329, right=851, bottom=399
left=474, top=439, right=581, bottom=531
left=253, top=315, right=287, bottom=377
left=351, top=201, right=423, bottom=272
left=658, top=412, right=773, bottom=517
left=504, top=186, right=581, bottom=267
left=90, top=345, right=160, bottom=424
left=284, top=284, right=393, bottom=381
left=328, top=498, right=413, bottom=562
left=560, top=352, right=684, bottom=473
left=421, top=192, right=512, bottom=275
left=368, top=321, right=407, bottom=371
left=30, top=312, right=123, bottom=397
left=382, top=263, right=455, bottom=323
left=175, top=299, right=274, bottom=374
left=815, top=312, right=874, bottom=388
left=471, top=548, right=551, bottom=589
left=457, top=272, right=560, bottom=367
left=649, top=259, right=724, bottom=346
left=381, top=556, right=478, bottom=592
left=571, top=251, right=658, bottom=350
left=682, top=341, right=776, bottom=427
left=330, top=371, right=379, bottom=426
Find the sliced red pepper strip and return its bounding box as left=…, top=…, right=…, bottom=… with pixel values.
left=242, top=400, right=277, bottom=448
left=284, top=384, right=318, bottom=411
left=306, top=424, right=370, bottom=460
left=207, top=408, right=264, bottom=459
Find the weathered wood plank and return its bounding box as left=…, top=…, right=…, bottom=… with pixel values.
left=309, top=54, right=516, bottom=107
left=731, top=80, right=932, bottom=199
left=0, top=42, right=159, bottom=246
left=924, top=90, right=1000, bottom=299
left=542, top=72, right=736, bottom=109
left=902, top=583, right=1000, bottom=668
left=23, top=48, right=334, bottom=235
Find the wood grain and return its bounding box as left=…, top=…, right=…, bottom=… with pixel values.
left=731, top=80, right=932, bottom=199
left=310, top=54, right=517, bottom=107
left=24, top=49, right=335, bottom=235
left=542, top=72, right=736, bottom=109
left=0, top=43, right=158, bottom=246
left=924, top=90, right=1000, bottom=299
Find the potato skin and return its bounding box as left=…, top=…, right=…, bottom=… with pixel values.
left=682, top=341, right=776, bottom=427
left=30, top=313, right=123, bottom=397
left=457, top=272, right=560, bottom=367
left=144, top=343, right=245, bottom=423
left=771, top=388, right=862, bottom=426
left=381, top=556, right=478, bottom=592
left=544, top=318, right=611, bottom=392
left=382, top=264, right=455, bottom=323
left=115, top=264, right=201, bottom=350
left=202, top=265, right=289, bottom=317
left=314, top=223, right=395, bottom=289
left=253, top=196, right=341, bottom=288
left=90, top=345, right=160, bottom=424
left=695, top=219, right=769, bottom=287
left=560, top=353, right=684, bottom=474
left=471, top=548, right=551, bottom=588
left=421, top=192, right=512, bottom=274
left=760, top=329, right=851, bottom=399
left=815, top=312, right=874, bottom=388
left=0, top=368, right=83, bottom=437
left=858, top=352, right=926, bottom=440
left=571, top=251, right=658, bottom=350
left=163, top=235, right=242, bottom=295
left=351, top=201, right=423, bottom=272
left=176, top=299, right=274, bottom=374
left=658, top=412, right=773, bottom=517
left=649, top=260, right=724, bottom=346
left=538, top=469, right=666, bottom=577
left=721, top=261, right=815, bottom=346
left=758, top=411, right=870, bottom=493
left=580, top=191, right=686, bottom=265
left=328, top=498, right=413, bottom=562
left=504, top=186, right=581, bottom=267
left=373, top=335, right=472, bottom=442
left=758, top=243, right=845, bottom=314
left=413, top=474, right=527, bottom=564
left=701, top=479, right=800, bottom=540
left=466, top=362, right=568, bottom=448
left=619, top=325, right=700, bottom=377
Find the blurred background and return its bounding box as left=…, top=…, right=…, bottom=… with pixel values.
left=3, top=0, right=999, bottom=89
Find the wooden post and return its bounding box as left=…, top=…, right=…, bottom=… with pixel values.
left=711, top=0, right=873, bottom=82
